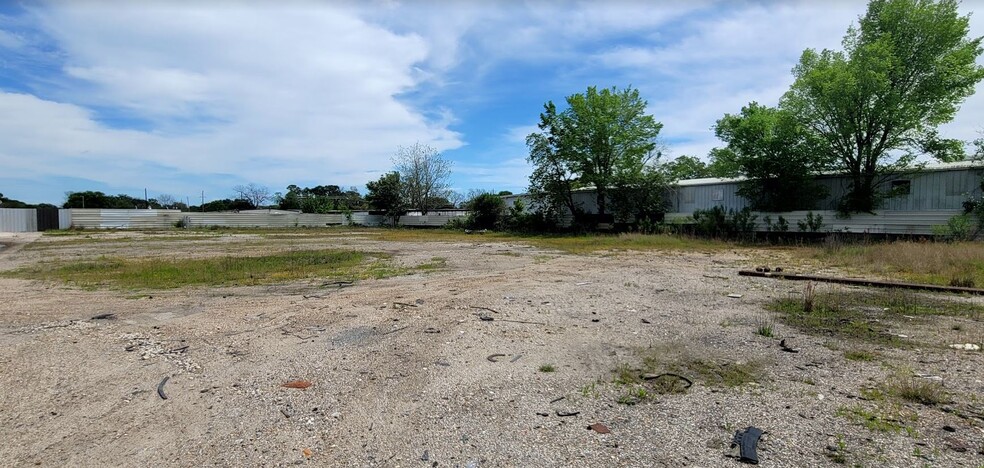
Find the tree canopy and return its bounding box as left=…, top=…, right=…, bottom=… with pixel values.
left=365, top=172, right=405, bottom=225
left=714, top=102, right=829, bottom=211
left=393, top=143, right=452, bottom=215
left=526, top=85, right=664, bottom=227
left=782, top=0, right=984, bottom=212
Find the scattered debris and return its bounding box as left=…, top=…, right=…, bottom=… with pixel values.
left=555, top=410, right=580, bottom=417
left=575, top=282, right=593, bottom=286
left=380, top=325, right=409, bottom=336
left=91, top=313, right=116, bottom=320
left=943, top=425, right=957, bottom=432
left=727, top=293, right=743, bottom=299
left=486, top=354, right=506, bottom=363
left=587, top=423, right=610, bottom=434
left=642, top=372, right=693, bottom=389
left=509, top=354, right=523, bottom=363
left=641, top=318, right=652, bottom=324
left=282, top=380, right=313, bottom=389
left=421, top=449, right=429, bottom=461
left=393, top=302, right=418, bottom=308
left=949, top=343, right=981, bottom=351
left=915, top=373, right=943, bottom=382
left=280, top=408, right=291, bottom=418
left=549, top=396, right=566, bottom=404
left=780, top=339, right=800, bottom=353
left=302, top=448, right=313, bottom=458
left=168, top=345, right=189, bottom=354
left=423, top=327, right=441, bottom=334
left=323, top=280, right=354, bottom=288
left=703, top=274, right=729, bottom=280
left=535, top=412, right=549, bottom=417
left=477, top=313, right=494, bottom=322
left=731, top=426, right=763, bottom=464
left=755, top=266, right=771, bottom=273
left=157, top=376, right=170, bottom=400
left=498, top=318, right=545, bottom=325
left=739, top=270, right=984, bottom=295
left=470, top=306, right=500, bottom=314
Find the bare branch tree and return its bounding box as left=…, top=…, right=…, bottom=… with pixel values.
left=233, top=183, right=271, bottom=208
left=156, top=194, right=176, bottom=209
left=393, top=142, right=452, bottom=214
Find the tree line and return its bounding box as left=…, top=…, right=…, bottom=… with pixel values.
left=524, top=0, right=984, bottom=230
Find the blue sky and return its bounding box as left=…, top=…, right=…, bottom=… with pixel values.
left=2, top=0, right=983, bottom=205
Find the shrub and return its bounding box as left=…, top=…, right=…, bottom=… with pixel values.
left=932, top=214, right=974, bottom=241
left=465, top=193, right=506, bottom=230
left=797, top=211, right=824, bottom=232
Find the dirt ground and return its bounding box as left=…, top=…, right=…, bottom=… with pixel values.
left=0, top=231, right=982, bottom=467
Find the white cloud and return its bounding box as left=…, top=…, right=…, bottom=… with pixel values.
left=1, top=2, right=463, bottom=199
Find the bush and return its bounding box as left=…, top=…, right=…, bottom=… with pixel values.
left=692, top=206, right=757, bottom=240
left=932, top=214, right=975, bottom=241
left=465, top=193, right=506, bottom=230
left=796, top=211, right=824, bottom=232
left=763, top=215, right=789, bottom=232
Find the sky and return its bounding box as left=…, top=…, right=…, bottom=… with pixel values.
left=1, top=0, right=984, bottom=205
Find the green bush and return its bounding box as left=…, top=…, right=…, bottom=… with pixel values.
left=692, top=206, right=757, bottom=240
left=466, top=193, right=506, bottom=230
left=797, top=211, right=824, bottom=232
left=932, top=214, right=974, bottom=241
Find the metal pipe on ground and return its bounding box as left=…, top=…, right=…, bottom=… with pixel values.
left=737, top=270, right=984, bottom=296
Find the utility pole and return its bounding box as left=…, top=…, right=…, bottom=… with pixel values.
left=201, top=191, right=205, bottom=213
left=144, top=188, right=149, bottom=209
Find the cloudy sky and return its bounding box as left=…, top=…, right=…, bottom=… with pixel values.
left=1, top=0, right=983, bottom=205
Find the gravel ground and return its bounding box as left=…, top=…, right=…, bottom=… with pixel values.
left=0, top=231, right=982, bottom=467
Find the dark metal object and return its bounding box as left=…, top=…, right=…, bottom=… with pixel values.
left=487, top=354, right=506, bottom=362
left=731, top=426, right=763, bottom=464
left=738, top=270, right=984, bottom=295
left=643, top=373, right=693, bottom=389
left=157, top=376, right=170, bottom=400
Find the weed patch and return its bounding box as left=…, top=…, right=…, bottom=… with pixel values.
left=4, top=249, right=402, bottom=290
left=770, top=288, right=984, bottom=347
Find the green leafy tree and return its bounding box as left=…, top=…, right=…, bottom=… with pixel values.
left=610, top=166, right=670, bottom=224
left=527, top=86, right=663, bottom=227
left=662, top=155, right=710, bottom=181
left=705, top=148, right=743, bottom=178
left=782, top=0, right=984, bottom=212
left=714, top=102, right=830, bottom=211
left=365, top=172, right=405, bottom=226
left=0, top=192, right=33, bottom=208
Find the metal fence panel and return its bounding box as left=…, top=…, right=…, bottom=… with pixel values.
left=0, top=208, right=38, bottom=232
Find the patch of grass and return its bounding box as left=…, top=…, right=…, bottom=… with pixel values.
left=538, top=364, right=556, bottom=373
left=4, top=249, right=402, bottom=290
left=883, top=376, right=948, bottom=406
left=826, top=434, right=848, bottom=464
left=836, top=405, right=915, bottom=435
left=372, top=229, right=728, bottom=254
left=618, top=344, right=765, bottom=394
left=616, top=387, right=653, bottom=405
left=415, top=256, right=448, bottom=271
left=802, top=240, right=984, bottom=288
left=769, top=288, right=984, bottom=347
left=844, top=349, right=877, bottom=362
left=756, top=323, right=775, bottom=338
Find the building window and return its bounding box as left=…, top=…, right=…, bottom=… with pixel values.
left=891, top=179, right=911, bottom=195
left=711, top=189, right=724, bottom=201
left=683, top=188, right=694, bottom=204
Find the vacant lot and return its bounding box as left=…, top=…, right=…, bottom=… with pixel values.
left=0, top=229, right=982, bottom=467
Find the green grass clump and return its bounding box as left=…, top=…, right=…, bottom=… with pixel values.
left=835, top=405, right=915, bottom=435
left=373, top=229, right=727, bottom=254
left=769, top=288, right=984, bottom=347
left=844, top=349, right=877, bottom=361
left=4, top=249, right=403, bottom=289
left=883, top=376, right=948, bottom=406
left=538, top=364, right=556, bottom=373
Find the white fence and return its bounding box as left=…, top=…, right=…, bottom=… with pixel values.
left=665, top=210, right=964, bottom=236
left=65, top=209, right=468, bottom=229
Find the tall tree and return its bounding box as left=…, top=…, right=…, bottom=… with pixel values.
left=526, top=86, right=663, bottom=226
left=393, top=143, right=452, bottom=215
left=714, top=102, right=830, bottom=211
left=782, top=0, right=984, bottom=212
left=233, top=183, right=271, bottom=208
left=365, top=172, right=405, bottom=225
